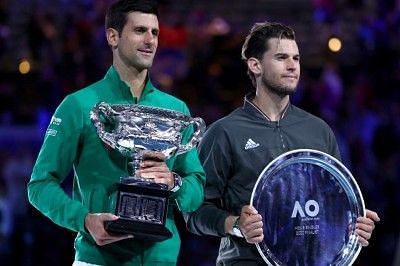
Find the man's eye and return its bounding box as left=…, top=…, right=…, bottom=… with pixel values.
left=135, top=28, right=146, bottom=33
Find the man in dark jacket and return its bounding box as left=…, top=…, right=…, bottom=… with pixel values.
left=185, top=21, right=379, bottom=265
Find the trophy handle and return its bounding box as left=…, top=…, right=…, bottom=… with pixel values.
left=175, top=117, right=206, bottom=155
left=90, top=102, right=118, bottom=149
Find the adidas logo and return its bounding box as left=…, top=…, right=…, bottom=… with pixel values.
left=244, top=138, right=260, bottom=150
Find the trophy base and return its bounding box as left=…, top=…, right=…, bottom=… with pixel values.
left=106, top=181, right=172, bottom=242
left=105, top=218, right=172, bottom=241
left=120, top=177, right=168, bottom=190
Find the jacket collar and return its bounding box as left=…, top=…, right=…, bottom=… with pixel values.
left=104, top=66, right=155, bottom=100
left=242, top=92, right=291, bottom=123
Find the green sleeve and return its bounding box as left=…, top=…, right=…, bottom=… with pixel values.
left=171, top=103, right=205, bottom=212
left=27, top=95, right=89, bottom=232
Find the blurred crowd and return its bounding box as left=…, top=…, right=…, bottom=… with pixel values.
left=0, top=0, right=399, bottom=265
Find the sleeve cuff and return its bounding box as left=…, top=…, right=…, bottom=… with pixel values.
left=76, top=208, right=90, bottom=233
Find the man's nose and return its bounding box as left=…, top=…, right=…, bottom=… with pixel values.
left=286, top=58, right=297, bottom=70
left=144, top=32, right=156, bottom=45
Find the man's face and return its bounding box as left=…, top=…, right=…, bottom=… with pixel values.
left=116, top=12, right=159, bottom=71
left=259, top=38, right=300, bottom=96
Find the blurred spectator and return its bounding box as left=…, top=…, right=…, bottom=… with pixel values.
left=0, top=176, right=13, bottom=264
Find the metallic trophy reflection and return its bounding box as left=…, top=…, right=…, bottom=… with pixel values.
left=250, top=149, right=365, bottom=265
left=90, top=102, right=205, bottom=241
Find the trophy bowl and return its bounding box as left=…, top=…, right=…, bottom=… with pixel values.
left=250, top=149, right=365, bottom=265
left=90, top=102, right=205, bottom=241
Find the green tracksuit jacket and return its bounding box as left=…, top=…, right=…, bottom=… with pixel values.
left=27, top=66, right=206, bottom=265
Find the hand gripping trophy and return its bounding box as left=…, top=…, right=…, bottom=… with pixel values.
left=90, top=102, right=205, bottom=241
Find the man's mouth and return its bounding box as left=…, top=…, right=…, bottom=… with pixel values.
left=138, top=49, right=153, bottom=55
left=282, top=75, right=297, bottom=80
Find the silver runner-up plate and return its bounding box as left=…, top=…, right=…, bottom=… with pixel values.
left=250, top=149, right=365, bottom=266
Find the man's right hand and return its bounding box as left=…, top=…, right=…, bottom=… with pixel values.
left=239, top=205, right=264, bottom=244
left=84, top=213, right=133, bottom=246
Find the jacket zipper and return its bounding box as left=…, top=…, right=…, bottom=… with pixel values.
left=276, top=119, right=288, bottom=151
left=246, top=99, right=289, bottom=151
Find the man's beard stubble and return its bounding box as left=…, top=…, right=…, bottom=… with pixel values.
left=261, top=75, right=297, bottom=98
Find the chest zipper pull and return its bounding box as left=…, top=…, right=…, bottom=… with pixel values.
left=276, top=121, right=287, bottom=150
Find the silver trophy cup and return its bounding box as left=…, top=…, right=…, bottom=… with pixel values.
left=90, top=102, right=205, bottom=241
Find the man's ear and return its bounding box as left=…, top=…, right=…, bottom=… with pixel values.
left=106, top=28, right=119, bottom=48
left=247, top=57, right=262, bottom=76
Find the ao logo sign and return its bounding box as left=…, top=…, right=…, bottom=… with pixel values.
left=291, top=200, right=320, bottom=218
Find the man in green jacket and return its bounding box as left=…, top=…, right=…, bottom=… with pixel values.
left=27, top=1, right=205, bottom=265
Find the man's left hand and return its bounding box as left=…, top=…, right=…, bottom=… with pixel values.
left=356, top=209, right=380, bottom=246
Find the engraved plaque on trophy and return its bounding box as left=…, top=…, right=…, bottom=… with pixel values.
left=251, top=149, right=365, bottom=265
left=90, top=102, right=205, bottom=241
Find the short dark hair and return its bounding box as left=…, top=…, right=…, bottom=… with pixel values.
left=241, top=22, right=296, bottom=88
left=105, top=0, right=159, bottom=35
